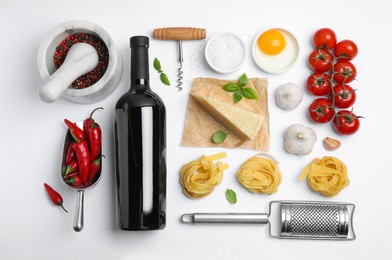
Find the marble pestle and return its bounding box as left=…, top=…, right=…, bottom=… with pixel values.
left=39, top=43, right=99, bottom=103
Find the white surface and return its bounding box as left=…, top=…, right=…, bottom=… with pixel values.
left=0, top=0, right=391, bottom=259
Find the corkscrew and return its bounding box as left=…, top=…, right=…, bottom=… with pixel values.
left=153, top=27, right=206, bottom=91
left=177, top=40, right=184, bottom=90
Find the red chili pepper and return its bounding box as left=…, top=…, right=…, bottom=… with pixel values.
left=65, top=142, right=75, bottom=165
left=64, top=159, right=78, bottom=176
left=64, top=119, right=85, bottom=142
left=65, top=173, right=83, bottom=187
left=72, top=140, right=90, bottom=186
left=63, top=172, right=76, bottom=181
left=83, top=107, right=103, bottom=161
left=87, top=155, right=104, bottom=184
left=44, top=183, right=68, bottom=213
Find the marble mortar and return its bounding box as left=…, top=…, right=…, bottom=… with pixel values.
left=37, top=20, right=123, bottom=104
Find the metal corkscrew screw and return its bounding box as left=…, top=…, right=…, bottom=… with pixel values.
left=177, top=40, right=184, bottom=91
left=153, top=27, right=206, bottom=91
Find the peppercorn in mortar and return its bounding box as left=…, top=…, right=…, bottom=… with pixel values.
left=53, top=33, right=109, bottom=89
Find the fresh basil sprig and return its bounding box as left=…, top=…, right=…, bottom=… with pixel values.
left=153, top=58, right=170, bottom=86
left=222, top=73, right=258, bottom=103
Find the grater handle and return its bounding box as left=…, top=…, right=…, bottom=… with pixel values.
left=181, top=213, right=269, bottom=224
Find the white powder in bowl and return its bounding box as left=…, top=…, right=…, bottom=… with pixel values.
left=206, top=32, right=246, bottom=73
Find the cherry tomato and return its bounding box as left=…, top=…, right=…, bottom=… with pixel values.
left=334, top=40, right=358, bottom=60
left=308, top=98, right=335, bottom=123
left=308, top=49, right=333, bottom=72
left=306, top=73, right=331, bottom=96
left=313, top=28, right=337, bottom=50
left=333, top=61, right=357, bottom=83
left=333, top=110, right=361, bottom=135
left=330, top=84, right=356, bottom=108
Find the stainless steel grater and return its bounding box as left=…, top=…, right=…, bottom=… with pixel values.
left=181, top=200, right=356, bottom=240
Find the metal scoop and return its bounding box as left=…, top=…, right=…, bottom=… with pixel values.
left=61, top=121, right=102, bottom=232
left=181, top=200, right=356, bottom=240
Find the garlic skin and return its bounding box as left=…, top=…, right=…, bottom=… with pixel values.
left=323, top=137, right=341, bottom=151
left=275, top=83, right=304, bottom=110
left=284, top=124, right=317, bottom=155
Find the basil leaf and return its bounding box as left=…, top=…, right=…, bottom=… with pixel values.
left=237, top=73, right=248, bottom=88
left=225, top=189, right=237, bottom=204
left=160, top=73, right=171, bottom=86
left=233, top=89, right=243, bottom=103
left=222, top=82, right=240, bottom=92
left=212, top=130, right=227, bottom=144
left=153, top=58, right=161, bottom=72
left=243, top=87, right=259, bottom=100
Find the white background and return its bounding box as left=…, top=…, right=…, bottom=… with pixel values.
left=1, top=0, right=391, bottom=259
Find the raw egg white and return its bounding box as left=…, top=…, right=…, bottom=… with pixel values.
left=252, top=28, right=299, bottom=74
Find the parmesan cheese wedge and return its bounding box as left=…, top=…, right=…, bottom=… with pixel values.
left=191, top=93, right=264, bottom=140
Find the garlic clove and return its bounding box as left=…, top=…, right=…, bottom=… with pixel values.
left=323, top=137, right=341, bottom=151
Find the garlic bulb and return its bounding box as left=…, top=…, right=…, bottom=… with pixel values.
left=284, top=124, right=317, bottom=155
left=275, top=83, right=303, bottom=110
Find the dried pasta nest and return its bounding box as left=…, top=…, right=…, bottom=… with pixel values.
left=237, top=153, right=281, bottom=194
left=299, top=156, right=349, bottom=197
left=179, top=152, right=229, bottom=199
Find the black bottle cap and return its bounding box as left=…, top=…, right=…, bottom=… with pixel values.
left=130, top=36, right=150, bottom=81
left=130, top=36, right=149, bottom=48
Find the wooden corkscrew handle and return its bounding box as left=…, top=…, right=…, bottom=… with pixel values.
left=153, top=27, right=206, bottom=41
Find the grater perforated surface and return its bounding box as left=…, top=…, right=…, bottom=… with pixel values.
left=290, top=205, right=340, bottom=237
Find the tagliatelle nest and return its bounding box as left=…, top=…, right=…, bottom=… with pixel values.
left=237, top=153, right=281, bottom=194
left=299, top=156, right=349, bottom=197
left=179, top=152, right=229, bottom=199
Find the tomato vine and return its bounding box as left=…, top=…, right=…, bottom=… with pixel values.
left=306, top=28, right=362, bottom=135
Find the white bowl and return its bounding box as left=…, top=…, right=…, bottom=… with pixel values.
left=37, top=20, right=123, bottom=104
left=252, top=28, right=299, bottom=74
left=205, top=32, right=246, bottom=74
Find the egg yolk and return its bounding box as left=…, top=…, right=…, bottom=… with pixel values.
left=258, top=29, right=286, bottom=55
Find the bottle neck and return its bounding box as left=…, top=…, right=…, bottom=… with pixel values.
left=130, top=79, right=150, bottom=90
left=130, top=44, right=150, bottom=92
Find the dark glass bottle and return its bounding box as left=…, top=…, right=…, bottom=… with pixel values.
left=115, top=36, right=166, bottom=230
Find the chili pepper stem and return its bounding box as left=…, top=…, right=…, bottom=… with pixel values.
left=65, top=165, right=73, bottom=176
left=58, top=202, right=68, bottom=213
left=89, top=107, right=104, bottom=121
